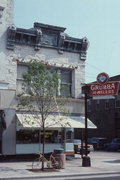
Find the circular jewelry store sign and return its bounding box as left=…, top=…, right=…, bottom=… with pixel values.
left=89, top=73, right=120, bottom=96
left=97, top=72, right=109, bottom=84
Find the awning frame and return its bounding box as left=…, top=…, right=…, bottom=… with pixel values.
left=16, top=113, right=97, bottom=130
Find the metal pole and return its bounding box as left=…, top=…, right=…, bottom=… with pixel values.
left=85, top=90, right=88, bottom=156
left=82, top=85, right=91, bottom=167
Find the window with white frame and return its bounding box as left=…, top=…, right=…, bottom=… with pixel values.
left=17, top=64, right=72, bottom=97
left=17, top=64, right=28, bottom=93
left=60, top=69, right=72, bottom=97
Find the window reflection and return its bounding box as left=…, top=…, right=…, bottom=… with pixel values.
left=16, top=130, right=62, bottom=144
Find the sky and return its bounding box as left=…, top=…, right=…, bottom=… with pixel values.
left=14, top=0, right=120, bottom=83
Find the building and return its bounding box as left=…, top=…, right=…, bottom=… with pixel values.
left=87, top=75, right=120, bottom=138
left=0, top=0, right=93, bottom=156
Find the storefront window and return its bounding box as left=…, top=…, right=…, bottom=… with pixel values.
left=16, top=129, right=61, bottom=144
left=66, top=130, right=74, bottom=140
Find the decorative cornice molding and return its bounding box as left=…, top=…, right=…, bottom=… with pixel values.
left=6, top=22, right=89, bottom=61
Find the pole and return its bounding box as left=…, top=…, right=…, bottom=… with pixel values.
left=82, top=85, right=91, bottom=167
left=85, top=90, right=88, bottom=156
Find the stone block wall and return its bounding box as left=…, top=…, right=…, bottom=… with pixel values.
left=0, top=0, right=15, bottom=90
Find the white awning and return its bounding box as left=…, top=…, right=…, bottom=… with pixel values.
left=16, top=113, right=97, bottom=129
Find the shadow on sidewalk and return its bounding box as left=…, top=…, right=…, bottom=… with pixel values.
left=104, top=159, right=120, bottom=164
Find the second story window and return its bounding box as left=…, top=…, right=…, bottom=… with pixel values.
left=96, top=100, right=100, bottom=110
left=115, top=100, right=120, bottom=108
left=60, top=69, right=72, bottom=98
left=105, top=100, right=110, bottom=110
left=17, top=64, right=28, bottom=93
left=17, top=64, right=72, bottom=98
left=87, top=100, right=91, bottom=112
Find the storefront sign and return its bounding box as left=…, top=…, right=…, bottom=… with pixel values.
left=97, top=72, right=109, bottom=84
left=88, top=73, right=120, bottom=96
left=89, top=82, right=120, bottom=96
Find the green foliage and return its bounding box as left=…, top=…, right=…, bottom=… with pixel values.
left=23, top=60, right=59, bottom=98
left=17, top=60, right=64, bottom=116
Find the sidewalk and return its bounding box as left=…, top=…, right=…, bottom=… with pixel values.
left=0, top=151, right=120, bottom=179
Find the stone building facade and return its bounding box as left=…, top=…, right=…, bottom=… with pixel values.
left=0, top=0, right=90, bottom=155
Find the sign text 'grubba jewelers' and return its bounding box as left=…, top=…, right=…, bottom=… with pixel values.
left=89, top=73, right=120, bottom=96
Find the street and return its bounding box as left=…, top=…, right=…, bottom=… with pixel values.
left=3, top=172, right=120, bottom=180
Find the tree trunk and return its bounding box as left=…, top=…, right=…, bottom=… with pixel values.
left=42, top=120, right=45, bottom=171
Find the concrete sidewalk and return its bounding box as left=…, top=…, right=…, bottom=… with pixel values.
left=0, top=151, right=120, bottom=179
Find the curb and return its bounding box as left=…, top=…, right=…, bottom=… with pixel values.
left=1, top=171, right=120, bottom=180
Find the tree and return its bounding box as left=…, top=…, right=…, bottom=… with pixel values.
left=17, top=60, right=67, bottom=170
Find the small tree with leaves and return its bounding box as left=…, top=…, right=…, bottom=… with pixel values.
left=17, top=60, right=67, bottom=170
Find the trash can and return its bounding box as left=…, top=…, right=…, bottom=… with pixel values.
left=53, top=148, right=66, bottom=169
left=82, top=156, right=91, bottom=167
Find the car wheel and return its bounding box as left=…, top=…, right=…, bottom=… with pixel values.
left=93, top=144, right=98, bottom=150
left=104, top=147, right=108, bottom=151
left=74, top=150, right=77, bottom=154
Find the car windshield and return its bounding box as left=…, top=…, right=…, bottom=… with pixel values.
left=65, top=139, right=81, bottom=144
left=113, top=138, right=120, bottom=143
left=73, top=139, right=81, bottom=144
left=65, top=139, right=73, bottom=143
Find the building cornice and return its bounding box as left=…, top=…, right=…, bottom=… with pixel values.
left=6, top=23, right=89, bottom=61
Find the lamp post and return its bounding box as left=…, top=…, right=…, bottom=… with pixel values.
left=82, top=85, right=91, bottom=167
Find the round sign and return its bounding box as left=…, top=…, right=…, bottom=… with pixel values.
left=97, top=72, right=109, bottom=84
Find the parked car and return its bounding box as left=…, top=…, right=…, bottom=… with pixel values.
left=88, top=137, right=101, bottom=144
left=65, top=139, right=81, bottom=154
left=104, top=138, right=120, bottom=151
left=89, top=137, right=111, bottom=150
left=73, top=139, right=82, bottom=153
left=66, top=139, right=90, bottom=154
